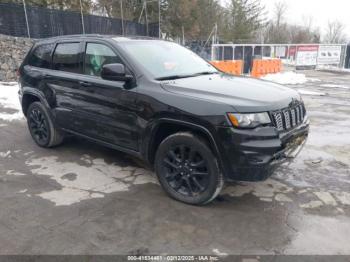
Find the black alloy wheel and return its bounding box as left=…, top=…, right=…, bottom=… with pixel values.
left=28, top=107, right=49, bottom=146
left=155, top=132, right=224, bottom=205
left=26, top=102, right=64, bottom=148
left=163, top=144, right=209, bottom=197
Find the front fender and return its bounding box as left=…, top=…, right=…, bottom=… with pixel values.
left=142, top=117, right=230, bottom=178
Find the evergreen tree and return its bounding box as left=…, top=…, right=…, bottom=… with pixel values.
left=227, top=0, right=266, bottom=43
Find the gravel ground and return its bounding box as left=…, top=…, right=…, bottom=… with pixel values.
left=0, top=70, right=349, bottom=256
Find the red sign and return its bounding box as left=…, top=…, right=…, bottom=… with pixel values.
left=297, top=45, right=319, bottom=52
left=289, top=47, right=296, bottom=57
left=296, top=45, right=319, bottom=66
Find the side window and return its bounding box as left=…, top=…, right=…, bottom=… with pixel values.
left=84, top=43, right=123, bottom=77
left=52, top=42, right=82, bottom=74
left=28, top=43, right=54, bottom=69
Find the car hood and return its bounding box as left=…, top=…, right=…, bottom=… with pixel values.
left=160, top=74, right=301, bottom=112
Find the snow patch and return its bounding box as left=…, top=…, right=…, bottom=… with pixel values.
left=0, top=151, right=11, bottom=158
left=297, top=89, right=326, bottom=96
left=24, top=155, right=157, bottom=206
left=275, top=193, right=292, bottom=202
left=333, top=192, right=350, bottom=206
left=261, top=72, right=319, bottom=85
left=314, top=192, right=337, bottom=206
left=6, top=170, right=27, bottom=176
left=317, top=65, right=350, bottom=73
left=212, top=248, right=228, bottom=256
left=223, top=178, right=293, bottom=202
left=38, top=188, right=105, bottom=206
left=0, top=82, right=23, bottom=121
left=300, top=200, right=324, bottom=209
left=321, top=84, right=349, bottom=89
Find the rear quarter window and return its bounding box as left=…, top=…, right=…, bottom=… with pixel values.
left=28, top=43, right=54, bottom=69
left=52, top=42, right=82, bottom=74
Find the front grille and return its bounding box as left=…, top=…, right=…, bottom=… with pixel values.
left=271, top=103, right=306, bottom=131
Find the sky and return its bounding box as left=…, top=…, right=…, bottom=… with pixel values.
left=220, top=0, right=349, bottom=39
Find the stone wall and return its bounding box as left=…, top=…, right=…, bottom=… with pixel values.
left=0, top=34, right=34, bottom=81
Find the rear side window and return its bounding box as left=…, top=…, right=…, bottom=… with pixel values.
left=28, top=43, right=54, bottom=69
left=53, top=42, right=81, bottom=73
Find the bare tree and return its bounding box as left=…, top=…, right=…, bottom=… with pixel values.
left=302, top=15, right=313, bottom=32
left=274, top=1, right=287, bottom=27
left=263, top=1, right=288, bottom=43
left=324, top=20, right=346, bottom=43
left=299, top=15, right=320, bottom=43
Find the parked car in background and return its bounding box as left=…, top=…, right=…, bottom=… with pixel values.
left=18, top=35, right=309, bottom=205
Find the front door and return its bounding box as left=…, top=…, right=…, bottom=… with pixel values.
left=70, top=42, right=140, bottom=151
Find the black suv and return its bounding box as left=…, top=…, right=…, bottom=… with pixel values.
left=18, top=35, right=309, bottom=205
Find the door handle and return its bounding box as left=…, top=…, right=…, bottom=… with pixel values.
left=79, top=81, right=92, bottom=87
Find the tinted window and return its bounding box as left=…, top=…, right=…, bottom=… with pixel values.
left=28, top=43, right=54, bottom=69
left=53, top=43, right=81, bottom=73
left=84, top=43, right=123, bottom=77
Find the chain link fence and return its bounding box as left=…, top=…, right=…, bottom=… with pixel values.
left=0, top=2, right=159, bottom=39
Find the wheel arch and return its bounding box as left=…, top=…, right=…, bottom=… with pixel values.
left=21, top=89, right=50, bottom=117
left=145, top=118, right=227, bottom=176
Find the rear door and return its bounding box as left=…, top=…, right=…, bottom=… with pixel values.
left=47, top=41, right=86, bottom=131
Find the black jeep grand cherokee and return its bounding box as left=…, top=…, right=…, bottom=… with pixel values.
left=18, top=35, right=309, bottom=205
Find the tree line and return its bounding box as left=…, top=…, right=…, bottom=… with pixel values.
left=1, top=0, right=347, bottom=44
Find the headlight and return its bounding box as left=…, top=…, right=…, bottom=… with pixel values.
left=227, top=112, right=271, bottom=128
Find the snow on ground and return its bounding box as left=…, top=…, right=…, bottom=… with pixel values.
left=0, top=82, right=23, bottom=121
left=261, top=71, right=320, bottom=85
left=317, top=65, right=350, bottom=73
left=24, top=155, right=157, bottom=206
left=321, top=84, right=349, bottom=89
left=297, top=89, right=326, bottom=96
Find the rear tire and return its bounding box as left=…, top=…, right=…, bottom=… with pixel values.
left=27, top=102, right=64, bottom=148
left=155, top=132, right=224, bottom=205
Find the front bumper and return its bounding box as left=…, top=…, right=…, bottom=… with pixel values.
left=216, top=117, right=309, bottom=181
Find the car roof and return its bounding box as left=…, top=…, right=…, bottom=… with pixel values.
left=34, top=34, right=159, bottom=44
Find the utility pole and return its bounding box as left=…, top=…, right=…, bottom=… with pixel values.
left=79, top=0, right=85, bottom=34
left=144, top=0, right=149, bottom=36
left=22, top=0, right=31, bottom=38
left=158, top=0, right=161, bottom=38
left=182, top=26, right=185, bottom=45
left=139, top=0, right=159, bottom=37
left=120, top=0, right=125, bottom=35
left=212, top=23, right=217, bottom=45
left=138, top=2, right=145, bottom=23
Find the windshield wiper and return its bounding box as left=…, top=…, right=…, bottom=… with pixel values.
left=155, top=75, right=193, bottom=81
left=191, top=71, right=218, bottom=77
left=155, top=71, right=218, bottom=81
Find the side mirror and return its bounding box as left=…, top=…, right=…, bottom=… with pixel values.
left=101, top=63, right=133, bottom=82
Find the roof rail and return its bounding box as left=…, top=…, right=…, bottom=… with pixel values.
left=39, top=34, right=159, bottom=41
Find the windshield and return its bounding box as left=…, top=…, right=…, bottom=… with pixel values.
left=118, top=40, right=217, bottom=79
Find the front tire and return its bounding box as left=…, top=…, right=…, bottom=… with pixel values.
left=27, top=102, right=64, bottom=148
left=155, top=132, right=224, bottom=205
